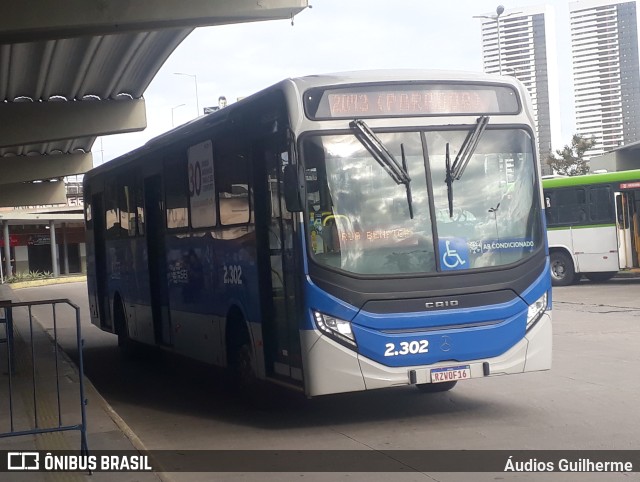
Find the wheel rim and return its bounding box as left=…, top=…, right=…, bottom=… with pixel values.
left=551, top=260, right=566, bottom=280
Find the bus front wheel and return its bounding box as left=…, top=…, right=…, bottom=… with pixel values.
left=416, top=381, right=457, bottom=393
left=226, top=317, right=257, bottom=393
left=114, top=297, right=137, bottom=356
left=550, top=251, right=577, bottom=286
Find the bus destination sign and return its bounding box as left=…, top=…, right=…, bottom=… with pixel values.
left=306, top=83, right=519, bottom=119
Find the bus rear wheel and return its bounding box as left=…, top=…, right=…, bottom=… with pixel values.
left=550, top=251, right=577, bottom=286
left=584, top=272, right=616, bottom=283
left=416, top=381, right=457, bottom=393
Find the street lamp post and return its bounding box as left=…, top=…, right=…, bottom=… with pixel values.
left=495, top=5, right=504, bottom=75
left=474, top=5, right=515, bottom=76
left=171, top=103, right=185, bottom=127
left=174, top=72, right=200, bottom=117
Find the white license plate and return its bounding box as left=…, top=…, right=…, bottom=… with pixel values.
left=430, top=365, right=471, bottom=383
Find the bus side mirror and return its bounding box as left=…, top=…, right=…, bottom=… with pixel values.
left=283, top=164, right=303, bottom=212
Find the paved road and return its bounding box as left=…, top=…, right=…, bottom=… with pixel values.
left=14, top=279, right=640, bottom=481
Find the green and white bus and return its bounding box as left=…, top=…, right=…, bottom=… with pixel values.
left=543, top=170, right=640, bottom=286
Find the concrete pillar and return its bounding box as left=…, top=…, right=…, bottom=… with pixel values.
left=79, top=243, right=87, bottom=274
left=62, top=222, right=70, bottom=275
left=49, top=220, right=59, bottom=277
left=3, top=221, right=11, bottom=277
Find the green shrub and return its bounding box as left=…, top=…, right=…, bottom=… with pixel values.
left=28, top=270, right=44, bottom=280
left=6, top=270, right=56, bottom=283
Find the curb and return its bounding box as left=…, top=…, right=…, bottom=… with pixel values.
left=5, top=276, right=87, bottom=290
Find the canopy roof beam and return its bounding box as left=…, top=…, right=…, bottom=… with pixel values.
left=0, top=98, right=146, bottom=148
left=0, top=152, right=93, bottom=184
left=0, top=181, right=66, bottom=208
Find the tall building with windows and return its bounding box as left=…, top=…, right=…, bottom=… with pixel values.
left=478, top=5, right=561, bottom=173
left=570, top=0, right=640, bottom=159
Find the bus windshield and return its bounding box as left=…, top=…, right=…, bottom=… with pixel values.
left=303, top=128, right=542, bottom=275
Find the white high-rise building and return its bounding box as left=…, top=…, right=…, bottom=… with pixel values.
left=478, top=5, right=561, bottom=173
left=570, top=0, right=640, bottom=159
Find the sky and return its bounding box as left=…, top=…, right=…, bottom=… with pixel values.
left=96, top=0, right=583, bottom=165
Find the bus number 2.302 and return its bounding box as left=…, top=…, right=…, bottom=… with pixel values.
left=384, top=340, right=429, bottom=357
left=223, top=265, right=243, bottom=285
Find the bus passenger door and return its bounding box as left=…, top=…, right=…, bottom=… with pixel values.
left=615, top=192, right=634, bottom=269
left=91, top=193, right=110, bottom=329
left=144, top=176, right=172, bottom=345
left=616, top=190, right=640, bottom=268
left=254, top=143, right=303, bottom=386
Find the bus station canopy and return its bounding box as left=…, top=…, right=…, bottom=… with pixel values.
left=0, top=0, right=307, bottom=208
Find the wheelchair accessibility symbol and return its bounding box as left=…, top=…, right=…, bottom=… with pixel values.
left=439, top=238, right=469, bottom=271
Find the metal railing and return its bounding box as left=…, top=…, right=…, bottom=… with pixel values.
left=0, top=299, right=88, bottom=454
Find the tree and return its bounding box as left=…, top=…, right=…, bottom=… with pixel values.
left=545, top=134, right=597, bottom=176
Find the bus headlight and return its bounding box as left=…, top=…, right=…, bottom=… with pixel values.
left=313, top=311, right=357, bottom=347
left=526, top=292, right=548, bottom=329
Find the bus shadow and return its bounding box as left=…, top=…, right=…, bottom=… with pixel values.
left=581, top=277, right=640, bottom=285
left=78, top=344, right=517, bottom=430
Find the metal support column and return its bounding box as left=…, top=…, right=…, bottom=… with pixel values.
left=62, top=223, right=70, bottom=275
left=49, top=220, right=59, bottom=277
left=3, top=221, right=11, bottom=278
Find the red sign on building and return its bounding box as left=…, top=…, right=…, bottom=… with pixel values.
left=0, top=235, right=19, bottom=247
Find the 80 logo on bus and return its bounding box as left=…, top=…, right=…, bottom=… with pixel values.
left=188, top=161, right=202, bottom=197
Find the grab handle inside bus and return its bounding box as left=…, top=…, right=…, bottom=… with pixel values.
left=283, top=164, right=303, bottom=212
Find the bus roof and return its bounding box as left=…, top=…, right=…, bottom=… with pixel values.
left=85, top=69, right=526, bottom=180
left=287, top=69, right=524, bottom=89
left=542, top=169, right=640, bottom=189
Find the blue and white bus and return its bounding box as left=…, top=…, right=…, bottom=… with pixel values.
left=84, top=70, right=552, bottom=397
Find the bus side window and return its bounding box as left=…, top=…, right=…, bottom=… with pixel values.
left=119, top=180, right=136, bottom=237
left=544, top=193, right=558, bottom=226
left=589, top=186, right=613, bottom=223
left=135, top=177, right=145, bottom=236
left=104, top=178, right=120, bottom=239
left=165, top=155, right=189, bottom=230
left=217, top=142, right=251, bottom=226
left=557, top=188, right=587, bottom=224
left=278, top=151, right=292, bottom=221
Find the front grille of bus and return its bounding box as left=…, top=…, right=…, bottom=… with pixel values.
left=380, top=320, right=503, bottom=334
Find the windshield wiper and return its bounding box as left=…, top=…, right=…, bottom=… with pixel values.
left=444, top=115, right=490, bottom=217
left=445, top=143, right=454, bottom=218
left=400, top=143, right=414, bottom=219
left=451, top=115, right=490, bottom=180
left=350, top=119, right=414, bottom=218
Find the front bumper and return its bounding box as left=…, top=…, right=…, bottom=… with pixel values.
left=301, top=311, right=552, bottom=397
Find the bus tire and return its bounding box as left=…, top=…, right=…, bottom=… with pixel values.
left=114, top=296, right=138, bottom=357
left=416, top=381, right=457, bottom=393
left=226, top=314, right=257, bottom=393
left=550, top=251, right=577, bottom=286
left=584, top=272, right=616, bottom=283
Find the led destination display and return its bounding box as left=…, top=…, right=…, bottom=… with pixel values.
left=306, top=83, right=519, bottom=119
